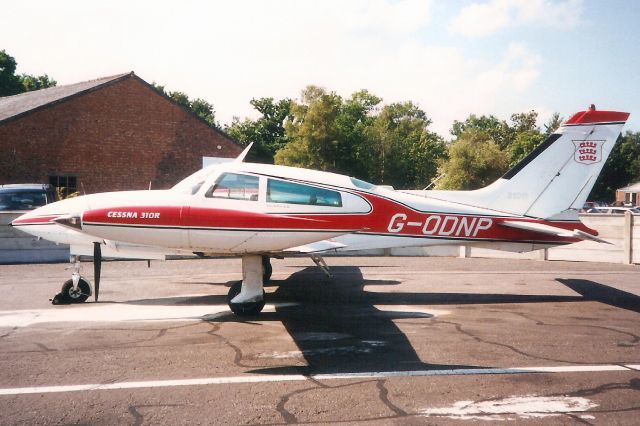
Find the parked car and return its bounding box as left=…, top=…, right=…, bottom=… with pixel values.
left=0, top=184, right=58, bottom=211
left=580, top=201, right=607, bottom=212
left=584, top=206, right=640, bottom=214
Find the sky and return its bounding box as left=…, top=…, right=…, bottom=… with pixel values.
left=2, top=0, right=639, bottom=137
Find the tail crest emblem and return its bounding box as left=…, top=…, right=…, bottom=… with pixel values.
left=573, top=140, right=604, bottom=164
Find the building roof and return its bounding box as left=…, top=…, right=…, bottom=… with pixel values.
left=0, top=72, right=132, bottom=123
left=618, top=182, right=640, bottom=193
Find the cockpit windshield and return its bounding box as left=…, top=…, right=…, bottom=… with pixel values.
left=172, top=166, right=218, bottom=194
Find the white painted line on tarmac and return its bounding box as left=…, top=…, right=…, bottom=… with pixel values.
left=625, top=364, right=640, bottom=371
left=421, top=395, right=598, bottom=421
left=0, top=304, right=230, bottom=327
left=0, top=302, right=298, bottom=327
left=0, top=364, right=636, bottom=396
left=0, top=304, right=447, bottom=327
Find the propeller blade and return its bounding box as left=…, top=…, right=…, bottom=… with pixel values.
left=93, top=242, right=101, bottom=302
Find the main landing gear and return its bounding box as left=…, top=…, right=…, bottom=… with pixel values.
left=52, top=243, right=102, bottom=305
left=227, top=255, right=269, bottom=316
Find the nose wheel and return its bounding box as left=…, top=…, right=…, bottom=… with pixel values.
left=51, top=254, right=98, bottom=305
left=55, top=278, right=91, bottom=304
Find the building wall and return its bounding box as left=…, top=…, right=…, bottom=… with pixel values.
left=0, top=76, right=241, bottom=193
left=616, top=190, right=639, bottom=205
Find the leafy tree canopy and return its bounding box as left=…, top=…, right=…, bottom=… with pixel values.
left=436, top=129, right=509, bottom=190
left=225, top=97, right=292, bottom=163
left=590, top=131, right=640, bottom=202
left=151, top=82, right=218, bottom=128
left=543, top=112, right=564, bottom=137
left=276, top=86, right=446, bottom=189
left=0, top=49, right=56, bottom=96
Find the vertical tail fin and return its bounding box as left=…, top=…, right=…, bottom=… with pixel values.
left=431, top=107, right=630, bottom=219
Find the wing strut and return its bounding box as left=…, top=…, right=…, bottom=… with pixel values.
left=310, top=255, right=332, bottom=278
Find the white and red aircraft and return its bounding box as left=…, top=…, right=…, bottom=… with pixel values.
left=12, top=106, right=629, bottom=315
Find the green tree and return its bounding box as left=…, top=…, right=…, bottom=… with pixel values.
left=0, top=50, right=56, bottom=96
left=225, top=97, right=292, bottom=163
left=168, top=91, right=190, bottom=109
left=277, top=86, right=444, bottom=188
left=150, top=83, right=218, bottom=128
left=507, top=130, right=544, bottom=167
left=19, top=73, right=56, bottom=91
left=509, top=110, right=538, bottom=134
left=0, top=50, right=23, bottom=96
left=451, top=110, right=539, bottom=151
left=590, top=131, right=640, bottom=202
left=365, top=101, right=445, bottom=188
left=436, top=129, right=509, bottom=190
left=333, top=90, right=381, bottom=178
left=543, top=112, right=563, bottom=136
left=451, top=114, right=511, bottom=147
left=278, top=86, right=344, bottom=171
left=272, top=138, right=313, bottom=168
left=190, top=98, right=216, bottom=127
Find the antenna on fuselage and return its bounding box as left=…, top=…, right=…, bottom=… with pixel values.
left=234, top=142, right=254, bottom=163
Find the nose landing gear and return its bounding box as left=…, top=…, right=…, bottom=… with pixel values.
left=57, top=278, right=91, bottom=304
left=52, top=243, right=103, bottom=305
left=52, top=255, right=93, bottom=304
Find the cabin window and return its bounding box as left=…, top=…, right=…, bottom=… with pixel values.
left=205, top=173, right=259, bottom=201
left=267, top=179, right=342, bottom=207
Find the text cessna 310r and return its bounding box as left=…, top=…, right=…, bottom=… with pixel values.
left=12, top=106, right=629, bottom=315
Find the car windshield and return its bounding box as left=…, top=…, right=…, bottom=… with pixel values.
left=0, top=191, right=48, bottom=210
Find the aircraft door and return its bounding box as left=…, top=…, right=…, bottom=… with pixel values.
left=186, top=172, right=263, bottom=252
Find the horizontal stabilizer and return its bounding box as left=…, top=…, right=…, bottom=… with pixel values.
left=499, top=220, right=611, bottom=244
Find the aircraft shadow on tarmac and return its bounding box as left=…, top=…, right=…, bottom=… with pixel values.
left=125, top=267, right=640, bottom=375
left=556, top=278, right=640, bottom=314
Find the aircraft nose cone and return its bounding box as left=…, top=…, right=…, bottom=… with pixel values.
left=10, top=196, right=89, bottom=229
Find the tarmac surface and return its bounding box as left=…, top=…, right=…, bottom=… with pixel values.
left=0, top=256, right=639, bottom=425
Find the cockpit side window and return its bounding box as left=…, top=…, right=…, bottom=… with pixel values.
left=205, top=173, right=259, bottom=201
left=267, top=179, right=342, bottom=207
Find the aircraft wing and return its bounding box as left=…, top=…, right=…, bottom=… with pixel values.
left=498, top=220, right=611, bottom=244
left=69, top=240, right=194, bottom=260
left=284, top=239, right=347, bottom=253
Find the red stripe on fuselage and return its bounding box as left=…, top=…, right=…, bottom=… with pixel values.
left=80, top=192, right=595, bottom=244
left=82, top=206, right=353, bottom=231
left=11, top=215, right=60, bottom=226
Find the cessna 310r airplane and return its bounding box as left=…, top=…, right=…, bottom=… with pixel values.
left=12, top=106, right=629, bottom=315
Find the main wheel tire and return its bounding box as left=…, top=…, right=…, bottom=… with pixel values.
left=60, top=278, right=91, bottom=304
left=227, top=281, right=266, bottom=316
left=262, top=256, right=273, bottom=282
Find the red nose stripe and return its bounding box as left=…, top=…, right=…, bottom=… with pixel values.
left=11, top=215, right=60, bottom=226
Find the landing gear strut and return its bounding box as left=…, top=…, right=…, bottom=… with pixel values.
left=52, top=243, right=103, bottom=305
left=52, top=255, right=92, bottom=304
left=227, top=255, right=266, bottom=316
left=262, top=255, right=272, bottom=282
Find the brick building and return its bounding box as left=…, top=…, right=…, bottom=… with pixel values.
left=616, top=182, right=640, bottom=206
left=0, top=72, right=242, bottom=195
